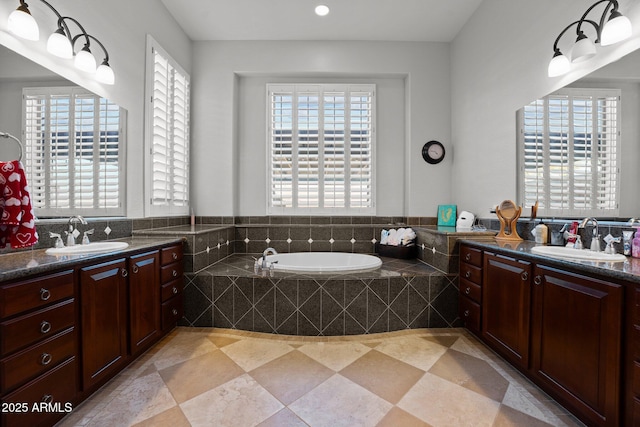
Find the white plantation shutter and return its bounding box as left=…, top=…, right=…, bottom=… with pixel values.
left=267, top=84, right=375, bottom=214
left=518, top=89, right=620, bottom=217
left=22, top=87, right=125, bottom=216
left=146, top=36, right=190, bottom=216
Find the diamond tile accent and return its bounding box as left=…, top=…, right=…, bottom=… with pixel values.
left=287, top=238, right=292, bottom=244
left=244, top=237, right=250, bottom=244
left=350, top=238, right=356, bottom=244
left=308, top=238, right=313, bottom=244
left=329, top=238, right=335, bottom=244
left=265, top=238, right=271, bottom=244
left=104, top=225, right=112, bottom=236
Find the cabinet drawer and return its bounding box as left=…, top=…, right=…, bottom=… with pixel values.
left=460, top=263, right=482, bottom=285
left=0, top=328, right=75, bottom=393
left=162, top=294, right=183, bottom=331
left=1, top=358, right=76, bottom=427
left=460, top=245, right=482, bottom=267
left=0, top=270, right=74, bottom=319
left=459, top=295, right=480, bottom=331
left=0, top=299, right=75, bottom=356
left=161, top=278, right=184, bottom=303
left=161, top=245, right=183, bottom=266
left=161, top=262, right=184, bottom=285
left=459, top=278, right=481, bottom=304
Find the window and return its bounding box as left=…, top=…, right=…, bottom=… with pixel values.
left=145, top=36, right=190, bottom=216
left=22, top=87, right=125, bottom=217
left=267, top=84, right=375, bottom=214
left=517, top=88, right=620, bottom=217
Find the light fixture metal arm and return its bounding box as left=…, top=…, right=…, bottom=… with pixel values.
left=576, top=0, right=619, bottom=43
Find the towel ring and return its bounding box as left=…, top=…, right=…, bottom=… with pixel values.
left=0, top=132, right=23, bottom=162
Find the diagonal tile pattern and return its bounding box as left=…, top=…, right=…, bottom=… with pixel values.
left=57, top=327, right=586, bottom=427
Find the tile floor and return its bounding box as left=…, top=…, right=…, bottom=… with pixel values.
left=57, top=327, right=585, bottom=427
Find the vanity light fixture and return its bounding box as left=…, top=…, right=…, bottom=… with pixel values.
left=315, top=4, right=330, bottom=16
left=7, top=0, right=115, bottom=84
left=548, top=0, right=633, bottom=77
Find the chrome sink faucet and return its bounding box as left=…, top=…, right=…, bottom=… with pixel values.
left=579, top=217, right=600, bottom=252
left=66, top=215, right=88, bottom=246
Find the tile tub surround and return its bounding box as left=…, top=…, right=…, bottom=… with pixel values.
left=181, top=255, right=461, bottom=335
left=56, top=327, right=585, bottom=427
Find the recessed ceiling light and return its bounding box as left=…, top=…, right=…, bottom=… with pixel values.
left=315, top=4, right=330, bottom=16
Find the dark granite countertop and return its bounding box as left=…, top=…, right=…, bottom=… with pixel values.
left=460, top=238, right=640, bottom=284
left=0, top=236, right=185, bottom=283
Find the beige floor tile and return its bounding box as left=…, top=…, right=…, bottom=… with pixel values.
left=339, top=349, right=425, bottom=404
left=131, top=405, right=191, bottom=427
left=398, top=372, right=500, bottom=427
left=150, top=331, right=218, bottom=371
left=296, top=341, right=372, bottom=371
left=249, top=350, right=334, bottom=405
left=376, top=407, right=434, bottom=427
left=492, top=404, right=555, bottom=427
left=428, top=348, right=509, bottom=402
left=289, top=374, right=393, bottom=427
left=179, top=374, right=283, bottom=427
left=159, top=349, right=245, bottom=403
left=501, top=384, right=563, bottom=425
left=87, top=372, right=177, bottom=426
left=374, top=336, right=448, bottom=371
left=220, top=338, right=294, bottom=371
left=422, top=335, right=460, bottom=348
left=256, top=407, right=309, bottom=427
left=207, top=334, right=239, bottom=348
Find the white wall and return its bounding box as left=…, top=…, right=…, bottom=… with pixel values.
left=0, top=0, right=191, bottom=218
left=191, top=41, right=451, bottom=217
left=451, top=0, right=640, bottom=219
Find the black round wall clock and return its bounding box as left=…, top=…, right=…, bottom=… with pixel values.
left=422, top=140, right=445, bottom=164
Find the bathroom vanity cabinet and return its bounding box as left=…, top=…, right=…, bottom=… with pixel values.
left=460, top=243, right=625, bottom=427
left=0, top=240, right=183, bottom=427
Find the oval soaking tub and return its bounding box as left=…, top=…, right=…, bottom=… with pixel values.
left=258, top=252, right=382, bottom=273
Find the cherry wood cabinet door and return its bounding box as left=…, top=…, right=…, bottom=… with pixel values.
left=129, top=251, right=160, bottom=356
left=80, top=258, right=128, bottom=391
left=482, top=252, right=532, bottom=370
left=531, top=265, right=622, bottom=427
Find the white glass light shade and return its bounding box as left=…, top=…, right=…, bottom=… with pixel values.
left=600, top=14, right=632, bottom=46
left=96, top=63, right=115, bottom=85
left=47, top=31, right=73, bottom=59
left=548, top=53, right=571, bottom=77
left=74, top=48, right=97, bottom=73
left=8, top=8, right=39, bottom=41
left=570, top=36, right=597, bottom=63
left=315, top=4, right=330, bottom=16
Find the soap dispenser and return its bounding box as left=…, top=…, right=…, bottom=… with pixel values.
left=632, top=228, right=640, bottom=258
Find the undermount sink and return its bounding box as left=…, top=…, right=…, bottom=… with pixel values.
left=45, top=241, right=129, bottom=256
left=530, top=245, right=627, bottom=262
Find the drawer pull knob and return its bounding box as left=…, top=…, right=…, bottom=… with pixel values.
left=521, top=272, right=528, bottom=281
left=534, top=275, right=543, bottom=285
left=464, top=271, right=471, bottom=279
left=465, top=287, right=471, bottom=295
left=465, top=253, right=471, bottom=261
left=132, top=265, right=139, bottom=274
left=464, top=309, right=470, bottom=317
left=172, top=308, right=178, bottom=316
left=40, top=353, right=52, bottom=366
left=121, top=268, right=128, bottom=278
left=172, top=270, right=178, bottom=277
left=172, top=252, right=178, bottom=260
left=40, top=288, right=51, bottom=301
left=40, top=321, right=52, bottom=334
left=42, top=394, right=53, bottom=404
left=172, top=287, right=178, bottom=294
